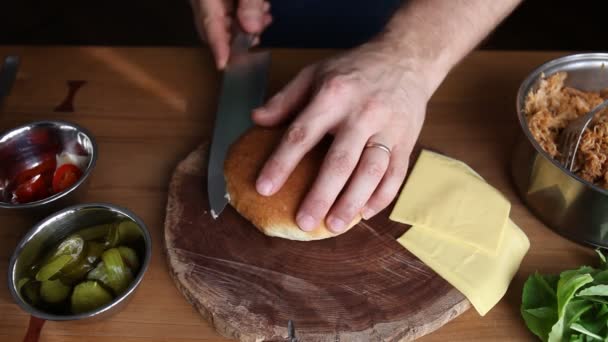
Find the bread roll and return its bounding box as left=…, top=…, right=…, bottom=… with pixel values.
left=224, top=126, right=360, bottom=241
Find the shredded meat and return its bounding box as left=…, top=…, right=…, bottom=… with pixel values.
left=525, top=72, right=608, bottom=187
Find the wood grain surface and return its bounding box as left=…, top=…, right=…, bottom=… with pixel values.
left=0, top=46, right=599, bottom=342
left=164, top=143, right=469, bottom=341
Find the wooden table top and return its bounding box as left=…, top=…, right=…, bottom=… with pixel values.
left=0, top=46, right=597, bottom=341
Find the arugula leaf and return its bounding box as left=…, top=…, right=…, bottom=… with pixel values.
left=521, top=249, right=608, bottom=341
left=591, top=270, right=608, bottom=285
left=570, top=323, right=603, bottom=341
left=556, top=273, right=594, bottom=319
left=548, top=300, right=593, bottom=342
left=523, top=306, right=558, bottom=341
left=559, top=267, right=595, bottom=285
left=525, top=273, right=559, bottom=305
left=578, top=296, right=608, bottom=305
left=522, top=273, right=560, bottom=341
left=578, top=285, right=608, bottom=298
left=573, top=308, right=608, bottom=338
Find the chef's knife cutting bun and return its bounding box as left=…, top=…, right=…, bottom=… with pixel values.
left=224, top=126, right=361, bottom=241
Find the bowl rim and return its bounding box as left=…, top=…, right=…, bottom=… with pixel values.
left=0, top=120, right=98, bottom=209
left=516, top=52, right=608, bottom=197
left=7, top=202, right=152, bottom=321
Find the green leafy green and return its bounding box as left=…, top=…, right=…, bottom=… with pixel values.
left=548, top=299, right=593, bottom=341
left=578, top=296, right=608, bottom=305
left=522, top=273, right=559, bottom=341
left=591, top=270, right=608, bottom=285
left=578, top=285, right=608, bottom=297
left=556, top=273, right=594, bottom=318
left=522, top=249, right=608, bottom=341
left=570, top=322, right=603, bottom=341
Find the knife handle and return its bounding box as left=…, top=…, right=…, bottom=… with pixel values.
left=230, top=26, right=256, bottom=56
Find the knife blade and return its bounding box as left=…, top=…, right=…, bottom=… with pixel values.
left=207, top=29, right=271, bottom=218
left=0, top=55, right=19, bottom=108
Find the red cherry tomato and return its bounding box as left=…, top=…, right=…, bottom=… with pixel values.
left=14, top=156, right=57, bottom=187
left=52, top=164, right=82, bottom=194
left=12, top=175, right=49, bottom=204
left=28, top=130, right=51, bottom=146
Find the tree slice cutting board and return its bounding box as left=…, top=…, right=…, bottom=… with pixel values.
left=163, top=143, right=471, bottom=342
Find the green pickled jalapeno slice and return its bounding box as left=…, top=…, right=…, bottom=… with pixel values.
left=71, top=281, right=113, bottom=314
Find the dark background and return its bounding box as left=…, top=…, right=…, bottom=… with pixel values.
left=0, top=0, right=605, bottom=51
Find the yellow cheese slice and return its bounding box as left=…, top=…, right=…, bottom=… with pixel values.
left=389, top=150, right=510, bottom=255
left=397, top=219, right=529, bottom=316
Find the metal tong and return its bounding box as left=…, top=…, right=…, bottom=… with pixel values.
left=558, top=98, right=608, bottom=171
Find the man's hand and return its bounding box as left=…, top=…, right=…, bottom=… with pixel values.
left=251, top=0, right=521, bottom=233
left=190, top=0, right=272, bottom=69
left=252, top=43, right=431, bottom=233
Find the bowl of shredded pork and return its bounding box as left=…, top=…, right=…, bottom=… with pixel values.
left=525, top=71, right=608, bottom=189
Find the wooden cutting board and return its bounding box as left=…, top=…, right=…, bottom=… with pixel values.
left=163, top=143, right=471, bottom=342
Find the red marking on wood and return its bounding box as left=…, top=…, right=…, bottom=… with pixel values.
left=22, top=316, right=45, bottom=342
left=54, top=80, right=87, bottom=112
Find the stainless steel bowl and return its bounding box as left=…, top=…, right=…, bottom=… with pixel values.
left=0, top=121, right=97, bottom=217
left=7, top=203, right=152, bottom=321
left=512, top=53, right=608, bottom=247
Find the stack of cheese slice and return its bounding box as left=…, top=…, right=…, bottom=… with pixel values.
left=389, top=150, right=530, bottom=316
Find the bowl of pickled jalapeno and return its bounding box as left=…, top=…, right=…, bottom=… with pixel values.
left=8, top=203, right=151, bottom=320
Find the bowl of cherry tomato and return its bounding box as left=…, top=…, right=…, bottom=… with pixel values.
left=0, top=121, right=97, bottom=215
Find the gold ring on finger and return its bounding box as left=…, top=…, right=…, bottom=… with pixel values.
left=365, top=141, right=391, bottom=157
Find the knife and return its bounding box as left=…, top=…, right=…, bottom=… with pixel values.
left=0, top=55, right=19, bottom=108
left=207, top=28, right=271, bottom=218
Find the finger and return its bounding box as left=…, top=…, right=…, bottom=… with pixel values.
left=238, top=0, right=266, bottom=33
left=326, top=135, right=391, bottom=231
left=193, top=1, right=233, bottom=69
left=204, top=16, right=231, bottom=69
left=361, top=144, right=410, bottom=219
left=296, top=125, right=371, bottom=232
left=262, top=14, right=273, bottom=30
left=252, top=67, right=315, bottom=127
left=255, top=86, right=349, bottom=198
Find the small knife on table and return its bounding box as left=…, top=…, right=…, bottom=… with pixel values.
left=207, top=29, right=271, bottom=219
left=0, top=55, right=19, bottom=109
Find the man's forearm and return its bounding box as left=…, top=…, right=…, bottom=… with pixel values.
left=375, top=0, right=522, bottom=97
